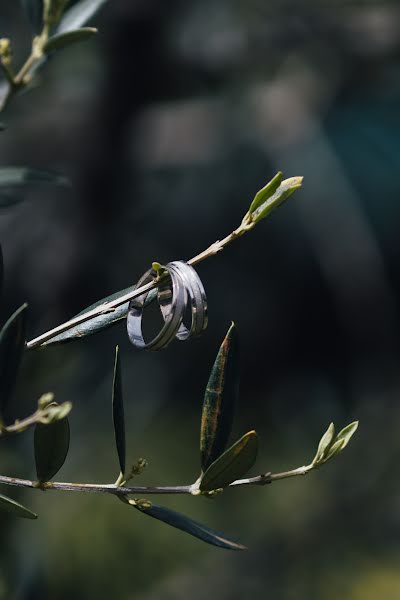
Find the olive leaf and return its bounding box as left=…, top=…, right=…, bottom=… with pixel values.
left=133, top=502, right=246, bottom=550
left=0, top=304, right=27, bottom=419
left=200, top=430, right=258, bottom=491
left=324, top=438, right=345, bottom=462
left=312, top=421, right=359, bottom=467
left=0, top=167, right=70, bottom=207
left=43, top=27, right=98, bottom=54
left=0, top=493, right=37, bottom=519
left=248, top=172, right=283, bottom=215
left=312, top=422, right=335, bottom=467
left=112, top=346, right=126, bottom=478
left=249, top=177, right=303, bottom=224
left=42, top=287, right=157, bottom=346
left=23, top=0, right=107, bottom=82
left=34, top=402, right=70, bottom=482
left=57, top=0, right=108, bottom=34
left=200, top=323, right=239, bottom=471
left=334, top=421, right=359, bottom=450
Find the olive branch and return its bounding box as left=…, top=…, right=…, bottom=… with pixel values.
left=0, top=0, right=359, bottom=551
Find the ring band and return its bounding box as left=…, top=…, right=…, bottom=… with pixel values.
left=160, top=261, right=208, bottom=340
left=127, top=261, right=208, bottom=351
left=127, top=267, right=186, bottom=351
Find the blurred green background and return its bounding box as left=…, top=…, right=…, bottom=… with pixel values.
left=2, top=0, right=400, bottom=598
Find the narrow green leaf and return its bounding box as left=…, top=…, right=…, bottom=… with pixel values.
left=200, top=323, right=239, bottom=471
left=34, top=402, right=70, bottom=482
left=0, top=167, right=70, bottom=207
left=0, top=304, right=27, bottom=418
left=112, top=346, right=126, bottom=477
left=248, top=172, right=283, bottom=215
left=44, top=27, right=97, bottom=54
left=134, top=503, right=246, bottom=550
left=57, top=0, right=108, bottom=33
left=312, top=422, right=335, bottom=466
left=334, top=421, right=359, bottom=451
left=200, top=430, right=258, bottom=491
left=0, top=493, right=37, bottom=519
left=42, top=286, right=158, bottom=347
left=21, top=0, right=44, bottom=33
left=251, top=176, right=303, bottom=224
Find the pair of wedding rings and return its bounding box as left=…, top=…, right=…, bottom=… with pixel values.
left=127, top=261, right=208, bottom=351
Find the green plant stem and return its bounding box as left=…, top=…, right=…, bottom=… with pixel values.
left=13, top=53, right=39, bottom=86
left=26, top=225, right=247, bottom=350
left=0, top=464, right=315, bottom=497
left=0, top=411, right=42, bottom=435
left=0, top=25, right=50, bottom=112
left=231, top=464, right=313, bottom=486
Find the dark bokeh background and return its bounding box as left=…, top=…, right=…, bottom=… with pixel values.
left=1, top=0, right=400, bottom=598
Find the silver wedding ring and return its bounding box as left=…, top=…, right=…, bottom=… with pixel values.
left=162, top=261, right=208, bottom=340
left=127, top=261, right=207, bottom=351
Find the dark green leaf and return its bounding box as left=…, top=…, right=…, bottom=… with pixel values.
left=34, top=402, right=70, bottom=482
left=0, top=304, right=27, bottom=418
left=200, top=323, right=239, bottom=471
left=21, top=0, right=44, bottom=32
left=0, top=493, right=37, bottom=519
left=134, top=503, right=246, bottom=550
left=200, top=430, right=258, bottom=491
left=0, top=167, right=70, bottom=207
left=57, top=0, right=108, bottom=33
left=44, top=27, right=97, bottom=54
left=43, top=287, right=157, bottom=346
left=112, top=346, right=125, bottom=477
left=248, top=172, right=283, bottom=215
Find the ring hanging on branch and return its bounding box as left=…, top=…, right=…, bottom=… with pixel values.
left=127, top=261, right=208, bottom=351
left=25, top=172, right=304, bottom=350
left=161, top=261, right=208, bottom=340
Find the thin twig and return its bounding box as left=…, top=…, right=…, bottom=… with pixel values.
left=0, top=411, right=41, bottom=435
left=0, top=464, right=314, bottom=497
